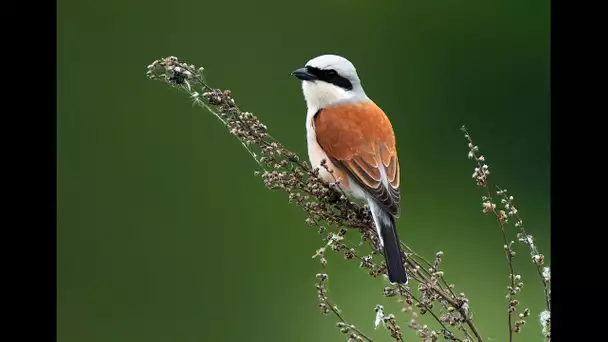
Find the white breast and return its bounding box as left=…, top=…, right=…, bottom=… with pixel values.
left=306, top=108, right=334, bottom=184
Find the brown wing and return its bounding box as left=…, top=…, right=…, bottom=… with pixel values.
left=313, top=101, right=401, bottom=217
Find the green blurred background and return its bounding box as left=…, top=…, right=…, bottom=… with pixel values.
left=57, top=0, right=550, bottom=341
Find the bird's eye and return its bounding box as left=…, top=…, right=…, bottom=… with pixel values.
left=326, top=70, right=337, bottom=77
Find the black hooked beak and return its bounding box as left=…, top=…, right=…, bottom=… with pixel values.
left=291, top=67, right=317, bottom=81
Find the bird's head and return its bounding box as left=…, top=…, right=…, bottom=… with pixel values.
left=292, top=54, right=367, bottom=111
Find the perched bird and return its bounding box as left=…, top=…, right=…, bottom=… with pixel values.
left=291, top=54, right=408, bottom=284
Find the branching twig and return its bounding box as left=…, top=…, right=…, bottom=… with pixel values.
left=461, top=126, right=550, bottom=341
left=145, top=56, right=542, bottom=342
left=316, top=272, right=373, bottom=342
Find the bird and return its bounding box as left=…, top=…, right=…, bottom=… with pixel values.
left=291, top=54, right=408, bottom=284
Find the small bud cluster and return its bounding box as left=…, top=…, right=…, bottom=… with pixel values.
left=406, top=309, right=445, bottom=342
left=383, top=314, right=403, bottom=341
left=416, top=283, right=438, bottom=315
left=335, top=322, right=365, bottom=342
left=542, top=267, right=550, bottom=282
left=540, top=310, right=551, bottom=339
left=358, top=253, right=385, bottom=278
left=439, top=303, right=468, bottom=328
left=497, top=189, right=519, bottom=218
left=315, top=272, right=331, bottom=315
left=147, top=56, right=198, bottom=89
left=382, top=286, right=399, bottom=298
left=462, top=126, right=490, bottom=187
left=481, top=196, right=497, bottom=215
left=471, top=162, right=490, bottom=186
left=512, top=308, right=530, bottom=333
left=507, top=274, right=524, bottom=298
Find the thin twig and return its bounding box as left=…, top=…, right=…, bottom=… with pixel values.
left=146, top=56, right=491, bottom=342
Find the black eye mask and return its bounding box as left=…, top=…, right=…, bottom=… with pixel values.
left=306, top=66, right=353, bottom=91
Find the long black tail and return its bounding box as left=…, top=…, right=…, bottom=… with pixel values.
left=370, top=202, right=408, bottom=284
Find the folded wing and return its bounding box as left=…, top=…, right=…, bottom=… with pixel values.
left=313, top=101, right=400, bottom=217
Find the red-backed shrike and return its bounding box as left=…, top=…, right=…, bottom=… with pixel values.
left=291, top=54, right=408, bottom=284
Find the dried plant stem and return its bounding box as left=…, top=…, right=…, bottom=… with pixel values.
left=399, top=244, right=482, bottom=341
left=462, top=126, right=550, bottom=341
left=493, top=193, right=516, bottom=342
left=145, top=56, right=551, bottom=342
left=495, top=186, right=551, bottom=341
left=315, top=273, right=373, bottom=342
left=462, top=129, right=517, bottom=341
left=398, top=285, right=462, bottom=342
left=315, top=228, right=464, bottom=341
left=496, top=185, right=551, bottom=315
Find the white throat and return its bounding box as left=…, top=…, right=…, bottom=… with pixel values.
left=302, top=81, right=355, bottom=115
